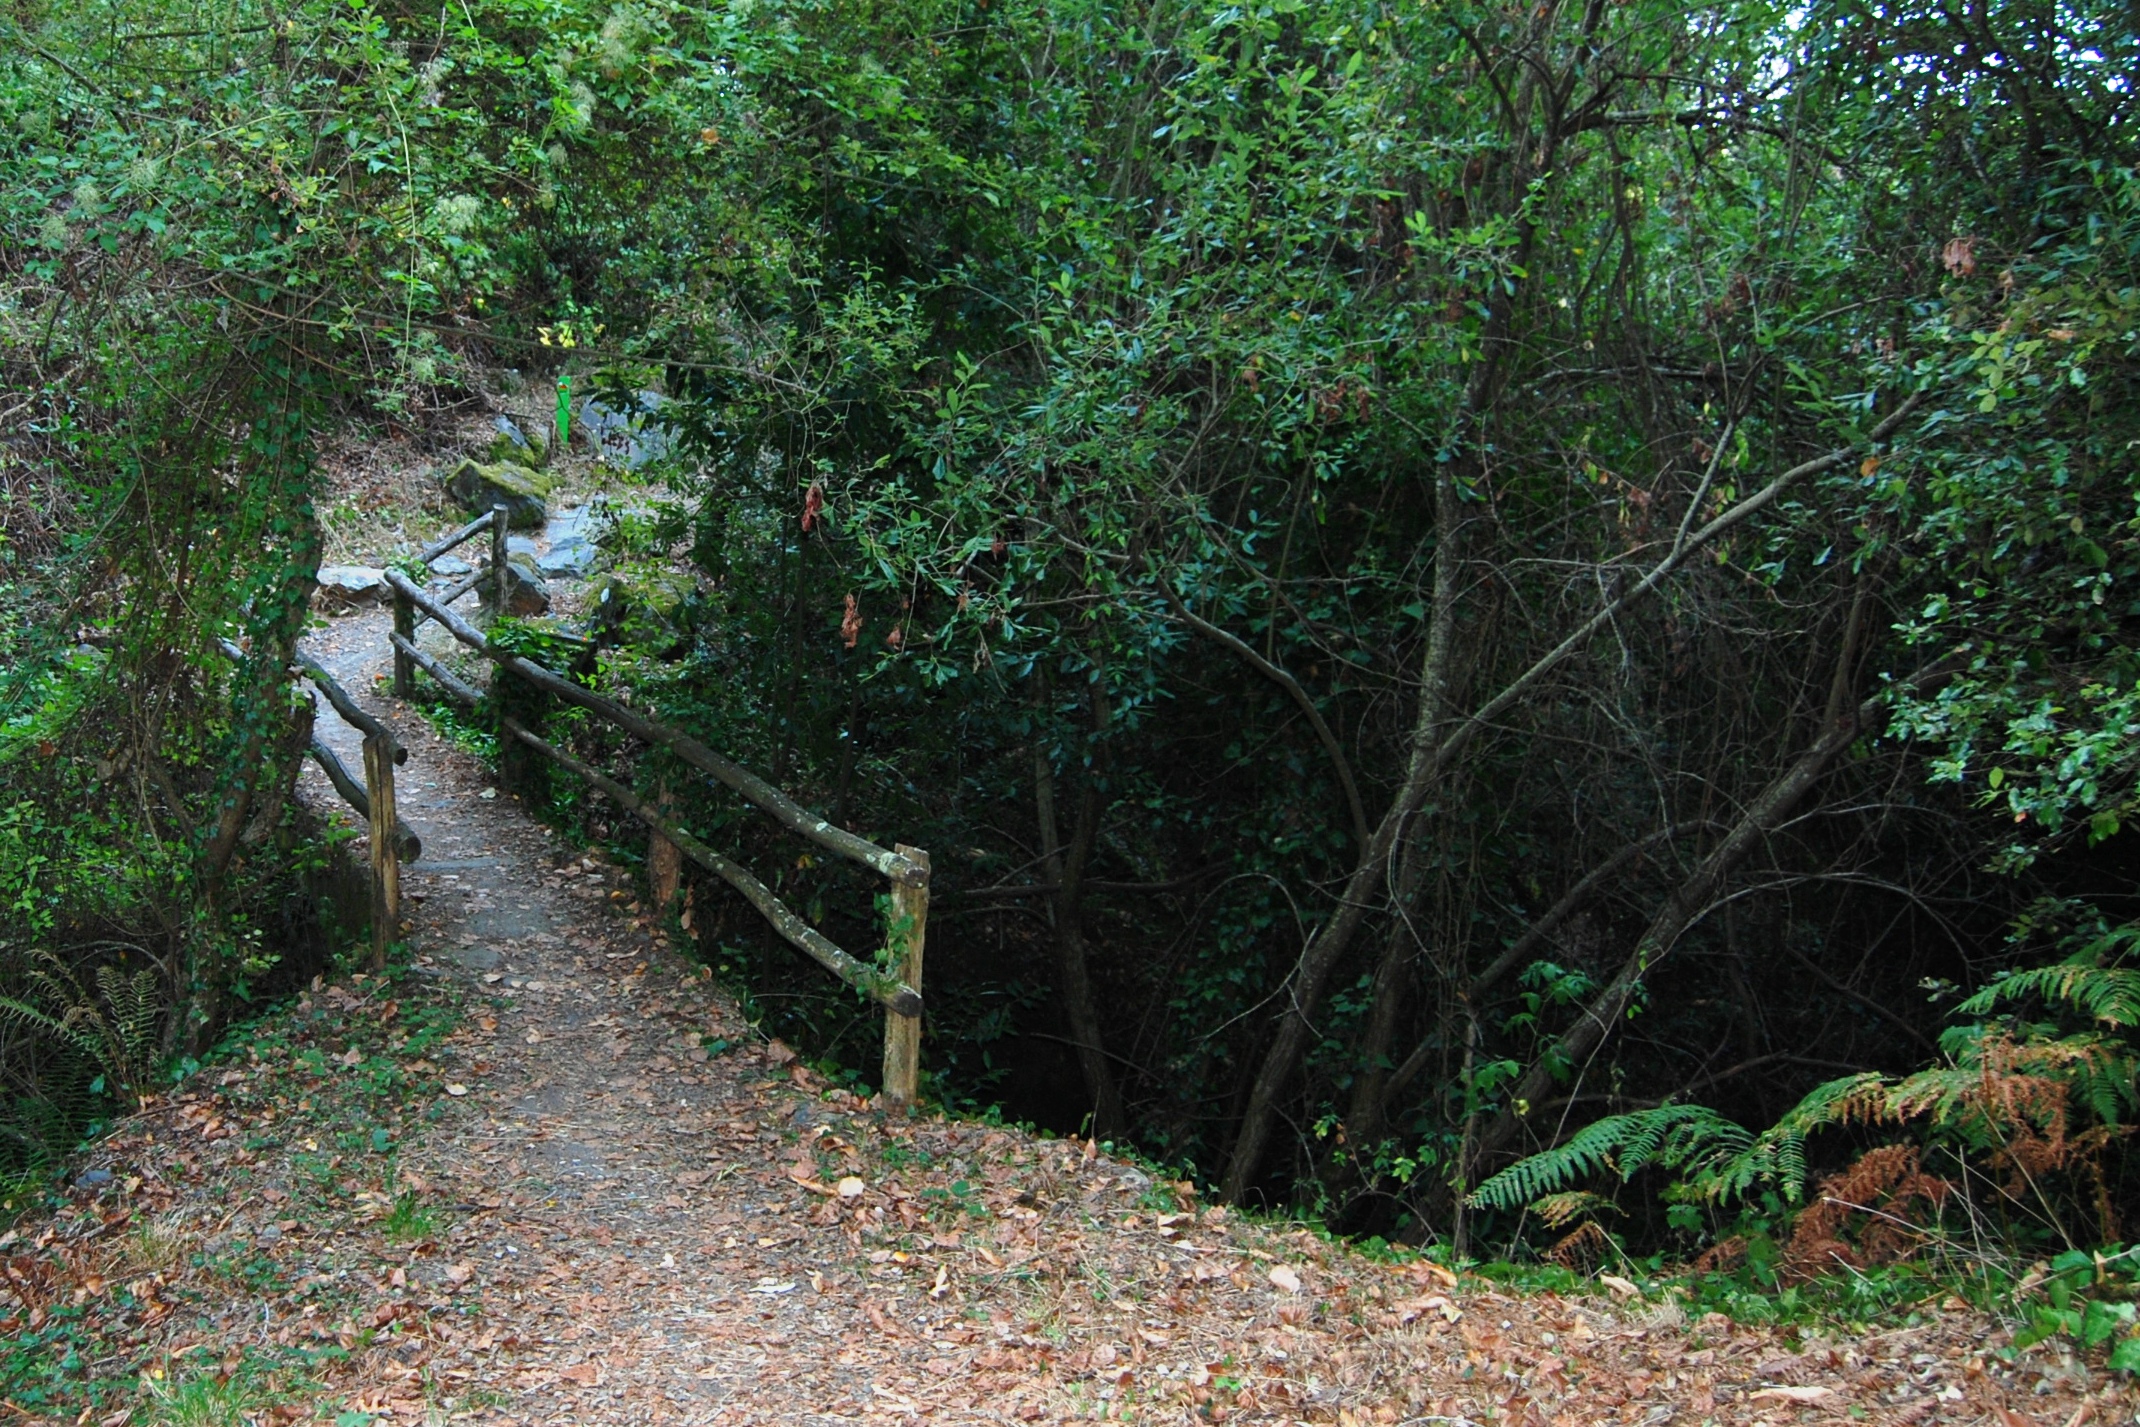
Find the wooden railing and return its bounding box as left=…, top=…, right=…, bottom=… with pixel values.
left=223, top=637, right=417, bottom=970
left=382, top=559, right=933, bottom=1106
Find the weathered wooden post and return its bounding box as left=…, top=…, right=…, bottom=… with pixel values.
left=880, top=845, right=931, bottom=1108
left=391, top=585, right=416, bottom=698
left=488, top=503, right=509, bottom=615
left=648, top=779, right=682, bottom=913
left=362, top=731, right=401, bottom=971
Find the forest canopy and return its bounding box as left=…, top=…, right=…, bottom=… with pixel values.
left=3, top=0, right=2138, bottom=1267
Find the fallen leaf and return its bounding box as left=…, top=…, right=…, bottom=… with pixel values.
left=1268, top=1264, right=1302, bottom=1294
left=444, top=1261, right=475, bottom=1285
left=1413, top=1260, right=1459, bottom=1289
left=559, top=1362, right=601, bottom=1386
left=837, top=1176, right=867, bottom=1199
left=1598, top=1273, right=1641, bottom=1298
left=1752, top=1386, right=1834, bottom=1403
left=444, top=1083, right=469, bottom=1097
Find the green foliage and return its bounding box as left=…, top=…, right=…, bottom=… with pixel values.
left=0, top=0, right=2134, bottom=1276
left=1469, top=1105, right=1753, bottom=1213
left=0, top=947, right=161, bottom=1097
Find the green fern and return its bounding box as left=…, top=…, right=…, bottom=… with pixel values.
left=0, top=993, right=103, bottom=1060
left=1958, top=961, right=2140, bottom=1028
left=1468, top=1104, right=1752, bottom=1211
left=0, top=944, right=163, bottom=1095
left=1692, top=1072, right=1885, bottom=1204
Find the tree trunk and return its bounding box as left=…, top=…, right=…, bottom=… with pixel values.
left=1035, top=701, right=1125, bottom=1138
left=1218, top=395, right=1929, bottom=1201
left=1468, top=687, right=1891, bottom=1169
left=1220, top=451, right=1468, bottom=1200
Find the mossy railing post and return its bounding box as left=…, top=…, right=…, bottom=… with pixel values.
left=487, top=503, right=509, bottom=615
left=362, top=731, right=401, bottom=972
left=494, top=662, right=550, bottom=802
left=880, top=845, right=930, bottom=1108
left=391, top=585, right=415, bottom=698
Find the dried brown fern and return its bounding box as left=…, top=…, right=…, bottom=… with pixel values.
left=1779, top=1145, right=1952, bottom=1283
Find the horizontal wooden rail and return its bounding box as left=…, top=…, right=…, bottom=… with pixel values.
left=384, top=569, right=923, bottom=884
left=433, top=566, right=492, bottom=612
left=225, top=631, right=411, bottom=967
left=389, top=631, right=483, bottom=707
left=500, top=717, right=922, bottom=1017
left=420, top=511, right=499, bottom=564
left=296, top=653, right=405, bottom=764
left=306, top=739, right=421, bottom=861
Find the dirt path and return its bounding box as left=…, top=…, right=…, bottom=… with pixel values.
left=286, top=603, right=1389, bottom=1426
left=9, top=599, right=2125, bottom=1427
left=297, top=605, right=1079, bottom=1423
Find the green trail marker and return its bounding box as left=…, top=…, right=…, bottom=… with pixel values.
left=555, top=374, right=571, bottom=449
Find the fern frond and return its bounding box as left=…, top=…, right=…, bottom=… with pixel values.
left=0, top=995, right=102, bottom=1060
left=1958, top=963, right=2140, bottom=1028
left=1694, top=1073, right=1886, bottom=1204
left=1530, top=1191, right=1617, bottom=1229
left=1468, top=1105, right=1750, bottom=1212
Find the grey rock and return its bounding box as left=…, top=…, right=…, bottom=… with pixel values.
left=507, top=534, right=539, bottom=557
left=579, top=391, right=674, bottom=469
left=75, top=1167, right=113, bottom=1189
left=443, top=458, right=553, bottom=529
left=415, top=621, right=463, bottom=663
left=489, top=414, right=547, bottom=468
left=316, top=565, right=386, bottom=603
left=545, top=505, right=609, bottom=542
left=537, top=535, right=597, bottom=578
left=503, top=556, right=550, bottom=616
left=431, top=554, right=473, bottom=577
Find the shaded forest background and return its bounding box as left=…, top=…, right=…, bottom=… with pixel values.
left=3, top=0, right=2138, bottom=1274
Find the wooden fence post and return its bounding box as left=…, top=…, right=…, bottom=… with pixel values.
left=648, top=779, right=683, bottom=913
left=488, top=503, right=509, bottom=615
left=362, top=732, right=401, bottom=972
left=391, top=586, right=415, bottom=698
left=880, top=845, right=930, bottom=1109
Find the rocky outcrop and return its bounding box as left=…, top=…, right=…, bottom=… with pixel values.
left=502, top=555, right=551, bottom=616
left=315, top=565, right=386, bottom=604
left=488, top=414, right=548, bottom=468
left=444, top=459, right=553, bottom=529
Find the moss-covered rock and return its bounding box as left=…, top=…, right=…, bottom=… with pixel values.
left=488, top=415, right=548, bottom=468
left=444, top=459, right=553, bottom=529
left=592, top=564, right=698, bottom=649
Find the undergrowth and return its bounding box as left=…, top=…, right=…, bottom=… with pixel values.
left=0, top=941, right=474, bottom=1422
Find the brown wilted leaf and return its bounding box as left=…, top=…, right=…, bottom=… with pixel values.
left=840, top=594, right=862, bottom=649
left=1942, top=236, right=1977, bottom=276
